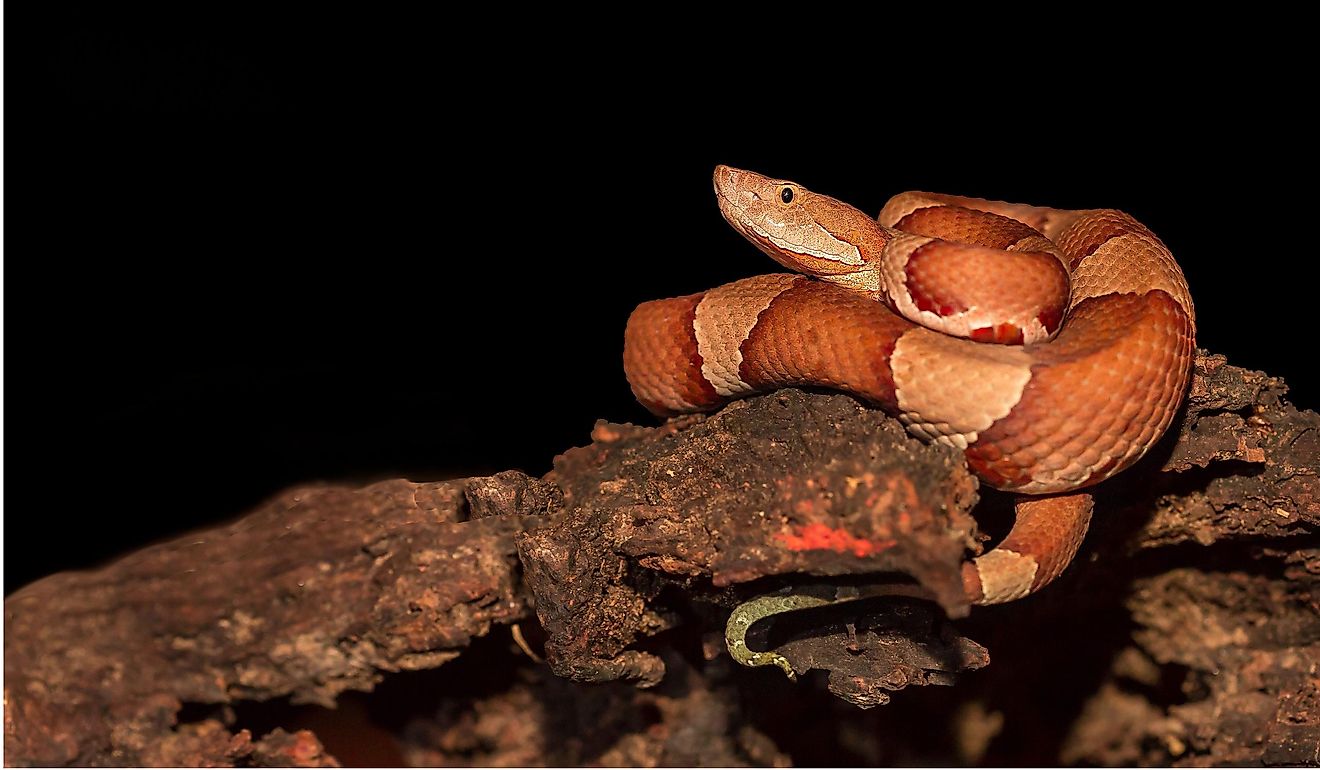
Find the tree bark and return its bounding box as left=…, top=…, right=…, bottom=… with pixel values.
left=5, top=351, right=1317, bottom=766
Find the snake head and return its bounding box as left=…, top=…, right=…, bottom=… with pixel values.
left=713, top=165, right=886, bottom=279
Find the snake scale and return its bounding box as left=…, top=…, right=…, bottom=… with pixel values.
left=623, top=166, right=1195, bottom=605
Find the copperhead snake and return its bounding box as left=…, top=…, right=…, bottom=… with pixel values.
left=623, top=166, right=1195, bottom=605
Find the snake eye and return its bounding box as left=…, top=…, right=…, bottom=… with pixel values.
left=780, top=187, right=794, bottom=204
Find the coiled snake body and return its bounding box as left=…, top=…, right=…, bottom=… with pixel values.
left=623, top=166, right=1195, bottom=604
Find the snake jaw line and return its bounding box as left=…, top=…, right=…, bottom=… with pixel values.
left=716, top=166, right=881, bottom=277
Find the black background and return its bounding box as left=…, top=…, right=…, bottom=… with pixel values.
left=6, top=14, right=1312, bottom=592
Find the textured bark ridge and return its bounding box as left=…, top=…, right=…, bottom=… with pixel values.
left=5, top=352, right=1317, bottom=766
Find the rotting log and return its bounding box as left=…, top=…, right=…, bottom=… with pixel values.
left=5, top=351, right=1317, bottom=766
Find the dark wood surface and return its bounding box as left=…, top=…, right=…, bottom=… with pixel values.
left=6, top=353, right=1317, bottom=765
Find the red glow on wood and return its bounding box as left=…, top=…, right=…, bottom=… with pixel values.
left=774, top=523, right=896, bottom=558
